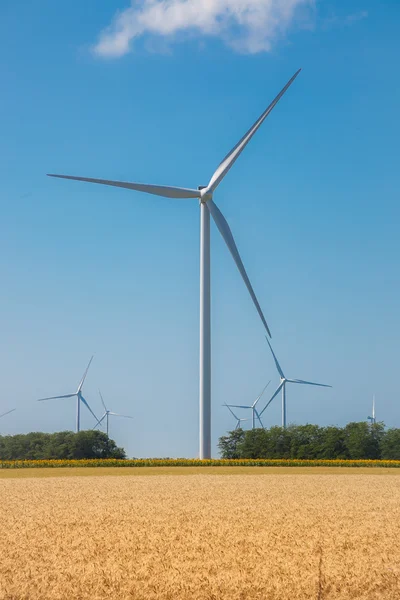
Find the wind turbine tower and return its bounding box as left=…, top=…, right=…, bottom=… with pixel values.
left=47, top=70, right=301, bottom=458
left=368, top=395, right=376, bottom=425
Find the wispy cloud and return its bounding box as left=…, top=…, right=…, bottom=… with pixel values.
left=93, top=0, right=315, bottom=58
left=322, top=9, right=368, bottom=29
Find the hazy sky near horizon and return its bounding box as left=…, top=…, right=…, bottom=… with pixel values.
left=1, top=0, right=399, bottom=457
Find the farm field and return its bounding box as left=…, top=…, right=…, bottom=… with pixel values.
left=1, top=473, right=400, bottom=599
left=2, top=465, right=400, bottom=478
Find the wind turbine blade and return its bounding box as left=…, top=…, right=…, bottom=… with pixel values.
left=207, top=69, right=301, bottom=193
left=99, top=390, right=107, bottom=412
left=226, top=404, right=251, bottom=410
left=207, top=199, right=271, bottom=337
left=77, top=356, right=94, bottom=393
left=265, top=337, right=285, bottom=378
left=108, top=412, right=134, bottom=419
left=37, top=394, right=76, bottom=401
left=252, top=380, right=272, bottom=408
left=92, top=413, right=107, bottom=429
left=286, top=379, right=332, bottom=388
left=47, top=174, right=200, bottom=199
left=258, top=381, right=285, bottom=418
left=0, top=408, right=16, bottom=419
left=80, top=395, right=99, bottom=422
left=255, top=409, right=264, bottom=429
left=223, top=404, right=240, bottom=420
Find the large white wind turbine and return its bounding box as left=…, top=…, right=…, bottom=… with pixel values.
left=0, top=408, right=16, bottom=419
left=93, top=391, right=133, bottom=437
left=225, top=381, right=271, bottom=429
left=47, top=70, right=301, bottom=458
left=259, top=338, right=331, bottom=428
left=37, top=357, right=98, bottom=433
left=223, top=403, right=249, bottom=430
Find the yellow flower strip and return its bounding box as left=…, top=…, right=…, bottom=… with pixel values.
left=1, top=459, right=400, bottom=469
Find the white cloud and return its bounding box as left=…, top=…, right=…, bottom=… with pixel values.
left=93, top=0, right=315, bottom=58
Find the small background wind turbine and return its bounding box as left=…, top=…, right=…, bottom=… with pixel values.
left=368, top=395, right=376, bottom=425
left=47, top=70, right=301, bottom=458
left=37, top=357, right=98, bottom=432
left=260, top=338, right=331, bottom=428
left=223, top=403, right=249, bottom=430
left=93, top=391, right=134, bottom=437
left=226, top=381, right=271, bottom=429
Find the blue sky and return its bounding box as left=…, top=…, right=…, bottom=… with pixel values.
left=1, top=0, right=399, bottom=457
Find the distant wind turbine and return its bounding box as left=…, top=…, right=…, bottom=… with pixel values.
left=93, top=391, right=133, bottom=437
left=223, top=403, right=249, bottom=430
left=47, top=69, right=301, bottom=458
left=368, top=395, right=376, bottom=425
left=37, top=357, right=98, bottom=433
left=226, top=381, right=271, bottom=429
left=0, top=408, right=16, bottom=419
left=259, top=338, right=331, bottom=428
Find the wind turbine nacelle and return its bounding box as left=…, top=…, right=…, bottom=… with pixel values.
left=199, top=186, right=212, bottom=202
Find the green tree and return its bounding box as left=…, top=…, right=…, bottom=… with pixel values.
left=0, top=431, right=126, bottom=460
left=289, top=424, right=323, bottom=459
left=319, top=426, right=348, bottom=459
left=344, top=422, right=384, bottom=459
left=218, top=422, right=393, bottom=460
left=68, top=430, right=126, bottom=459
left=239, top=428, right=269, bottom=458
left=380, top=428, right=400, bottom=459
left=47, top=431, right=75, bottom=459
left=264, top=426, right=292, bottom=458
left=217, top=429, right=245, bottom=459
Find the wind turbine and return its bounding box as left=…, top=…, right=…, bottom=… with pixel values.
left=259, top=338, right=331, bottom=428
left=0, top=408, right=16, bottom=419
left=225, top=381, right=271, bottom=429
left=47, top=70, right=301, bottom=458
left=93, top=391, right=134, bottom=437
left=368, top=395, right=376, bottom=425
left=223, top=403, right=249, bottom=430
left=37, top=356, right=98, bottom=433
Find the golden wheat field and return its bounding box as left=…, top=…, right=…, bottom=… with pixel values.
left=1, top=472, right=400, bottom=599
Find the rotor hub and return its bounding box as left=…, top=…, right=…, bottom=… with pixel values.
left=198, top=185, right=212, bottom=204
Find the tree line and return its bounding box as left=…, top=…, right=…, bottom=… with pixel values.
left=218, top=422, right=400, bottom=460
left=0, top=430, right=126, bottom=460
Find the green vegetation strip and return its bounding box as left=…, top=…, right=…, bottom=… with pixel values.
left=1, top=459, right=400, bottom=469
